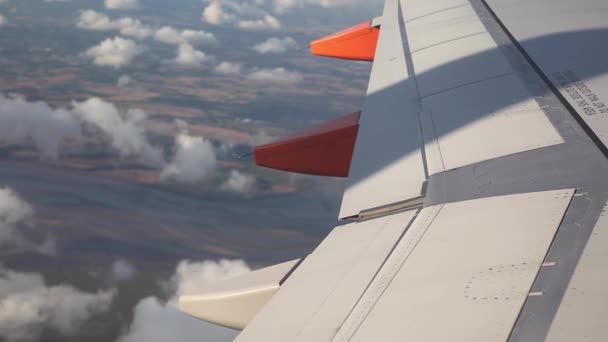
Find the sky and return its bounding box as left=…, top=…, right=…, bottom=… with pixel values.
left=0, top=0, right=382, bottom=341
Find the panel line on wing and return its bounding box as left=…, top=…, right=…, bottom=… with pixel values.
left=333, top=204, right=443, bottom=341
left=346, top=189, right=574, bottom=341
left=405, top=2, right=468, bottom=24
left=507, top=190, right=608, bottom=342
left=467, top=0, right=570, bottom=144
left=235, top=210, right=420, bottom=342
left=339, top=0, right=428, bottom=218
left=419, top=107, right=446, bottom=178
left=401, top=0, right=565, bottom=176
left=544, top=198, right=608, bottom=341
left=330, top=209, right=421, bottom=340
left=419, top=70, right=515, bottom=101
left=504, top=189, right=575, bottom=341
left=398, top=0, right=428, bottom=179
left=409, top=30, right=486, bottom=54
left=475, top=0, right=608, bottom=159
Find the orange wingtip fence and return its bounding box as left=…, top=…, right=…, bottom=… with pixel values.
left=254, top=111, right=361, bottom=177
left=310, top=20, right=380, bottom=61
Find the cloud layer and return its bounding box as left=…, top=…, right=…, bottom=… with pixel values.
left=116, top=259, right=250, bottom=342
left=202, top=0, right=281, bottom=31
left=0, top=268, right=115, bottom=342
left=0, top=94, right=221, bottom=184
left=171, top=259, right=251, bottom=296
left=84, top=36, right=143, bottom=69
left=72, top=97, right=165, bottom=167
left=77, top=10, right=152, bottom=39
left=212, top=63, right=303, bottom=85
left=213, top=61, right=242, bottom=75
left=78, top=10, right=216, bottom=45
left=202, top=1, right=235, bottom=25
left=0, top=187, right=55, bottom=255
left=153, top=26, right=216, bottom=46
left=221, top=170, right=256, bottom=194
left=116, top=298, right=237, bottom=342
left=116, top=75, right=133, bottom=88
left=161, top=130, right=217, bottom=183
left=105, top=0, right=139, bottom=10
left=0, top=188, right=32, bottom=249
left=253, top=37, right=297, bottom=54
left=172, top=43, right=210, bottom=67
left=78, top=10, right=217, bottom=69
left=0, top=94, right=81, bottom=160
left=238, top=14, right=281, bottom=31
left=111, top=259, right=137, bottom=282
left=272, top=0, right=375, bottom=13
left=247, top=67, right=303, bottom=84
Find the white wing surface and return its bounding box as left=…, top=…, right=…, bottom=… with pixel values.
left=181, top=0, right=608, bottom=340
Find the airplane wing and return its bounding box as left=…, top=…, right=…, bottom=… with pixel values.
left=180, top=0, right=608, bottom=340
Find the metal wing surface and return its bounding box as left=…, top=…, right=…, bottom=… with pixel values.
left=181, top=0, right=608, bottom=340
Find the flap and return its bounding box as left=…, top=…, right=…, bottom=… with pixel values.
left=178, top=259, right=300, bottom=330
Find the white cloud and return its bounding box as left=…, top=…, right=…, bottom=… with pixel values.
left=247, top=67, right=302, bottom=84
left=0, top=94, right=164, bottom=166
left=78, top=13, right=215, bottom=44
left=111, top=259, right=136, bottom=282
left=171, top=259, right=251, bottom=296
left=202, top=1, right=280, bottom=31
left=0, top=268, right=115, bottom=342
left=174, top=118, right=189, bottom=131
left=0, top=93, right=227, bottom=183
left=84, top=36, right=143, bottom=69
left=250, top=130, right=275, bottom=146
left=0, top=93, right=232, bottom=186
left=116, top=75, right=132, bottom=88
left=213, top=61, right=242, bottom=75
left=0, top=189, right=31, bottom=229
left=238, top=14, right=280, bottom=30
left=115, top=259, right=250, bottom=342
left=77, top=11, right=152, bottom=39
left=105, top=0, right=139, bottom=10
left=180, top=29, right=216, bottom=45
left=161, top=130, right=217, bottom=183
left=0, top=93, right=81, bottom=160
left=0, top=188, right=55, bottom=255
left=219, top=0, right=268, bottom=19
left=173, top=43, right=209, bottom=67
left=116, top=298, right=237, bottom=342
left=202, top=1, right=235, bottom=25
left=221, top=170, right=256, bottom=194
left=224, top=0, right=268, bottom=15
left=273, top=0, right=303, bottom=12
left=72, top=97, right=165, bottom=167
left=253, top=36, right=297, bottom=54
left=273, top=0, right=374, bottom=13
left=114, top=17, right=152, bottom=39
left=77, top=10, right=115, bottom=30
left=154, top=26, right=216, bottom=46
left=0, top=14, right=6, bottom=27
